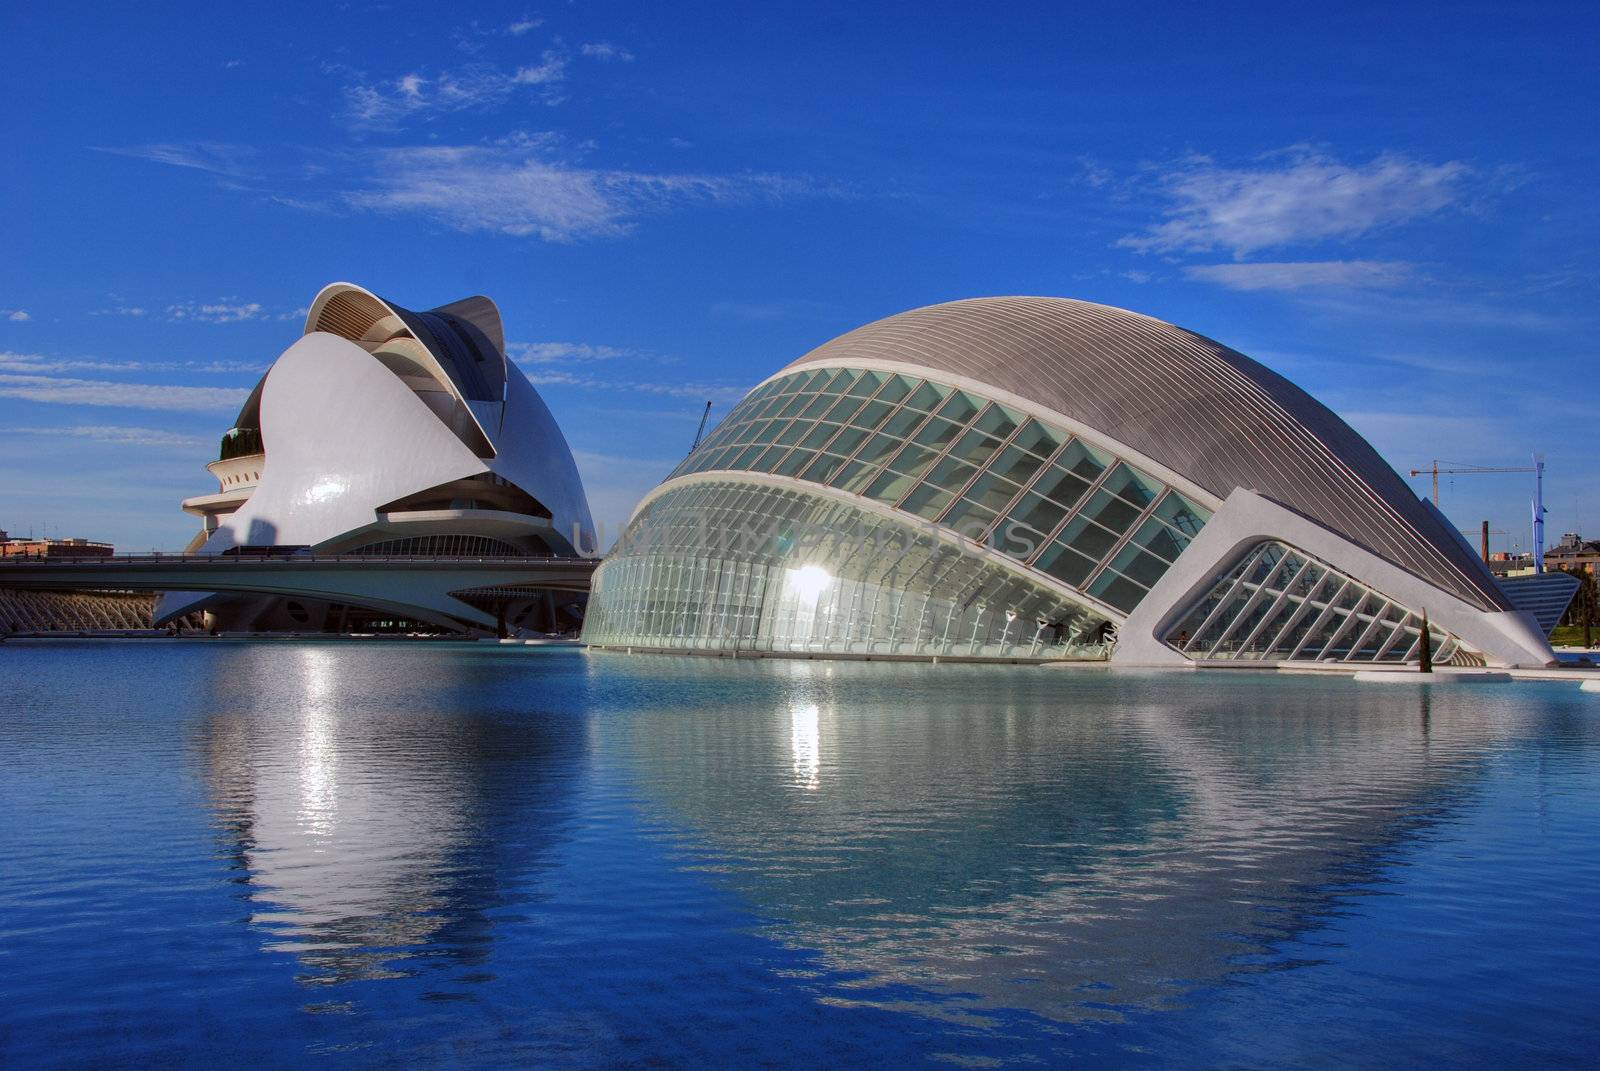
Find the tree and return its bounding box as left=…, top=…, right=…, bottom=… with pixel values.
left=1558, top=567, right=1598, bottom=649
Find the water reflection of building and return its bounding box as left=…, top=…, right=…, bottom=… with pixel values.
left=196, top=645, right=586, bottom=984
left=611, top=658, right=1522, bottom=1022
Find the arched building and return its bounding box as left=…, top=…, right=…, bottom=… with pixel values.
left=582, top=297, right=1552, bottom=667
left=159, top=283, right=594, bottom=633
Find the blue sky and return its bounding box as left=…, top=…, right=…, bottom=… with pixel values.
left=1, top=1, right=1594, bottom=552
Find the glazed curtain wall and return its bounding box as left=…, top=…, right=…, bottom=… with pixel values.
left=345, top=534, right=525, bottom=557
left=667, top=367, right=1212, bottom=615
left=1164, top=540, right=1477, bottom=665
left=583, top=481, right=1113, bottom=659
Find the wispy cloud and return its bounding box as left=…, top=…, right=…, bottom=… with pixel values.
left=526, top=369, right=749, bottom=404
left=92, top=142, right=257, bottom=179
left=709, top=298, right=836, bottom=321
left=191, top=359, right=268, bottom=374
left=507, top=17, right=542, bottom=35
left=1340, top=409, right=1520, bottom=472
left=3, top=309, right=30, bottom=322
left=160, top=300, right=302, bottom=323
left=0, top=425, right=208, bottom=448
left=166, top=300, right=264, bottom=323
left=1184, top=260, right=1417, bottom=292
left=345, top=135, right=812, bottom=241
left=91, top=301, right=147, bottom=318
left=0, top=352, right=265, bottom=377
left=0, top=374, right=248, bottom=412
left=1121, top=151, right=1468, bottom=257
left=0, top=352, right=150, bottom=374
left=342, top=55, right=566, bottom=128
left=580, top=42, right=635, bottom=62
left=571, top=448, right=679, bottom=541
left=508, top=341, right=637, bottom=363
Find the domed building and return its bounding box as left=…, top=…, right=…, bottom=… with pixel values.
left=159, top=283, right=594, bottom=633
left=582, top=297, right=1552, bottom=668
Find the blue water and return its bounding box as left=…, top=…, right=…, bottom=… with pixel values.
left=2, top=642, right=1597, bottom=1068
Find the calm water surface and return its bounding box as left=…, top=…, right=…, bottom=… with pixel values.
left=2, top=641, right=1597, bottom=1068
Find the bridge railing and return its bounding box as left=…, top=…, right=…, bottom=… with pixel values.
left=0, top=553, right=602, bottom=567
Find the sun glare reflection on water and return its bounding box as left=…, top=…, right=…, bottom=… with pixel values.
left=790, top=702, right=821, bottom=790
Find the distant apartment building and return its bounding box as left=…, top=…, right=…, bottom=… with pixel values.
left=0, top=531, right=115, bottom=559
left=1545, top=532, right=1600, bottom=575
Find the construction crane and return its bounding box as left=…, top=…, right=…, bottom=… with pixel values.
left=1409, top=460, right=1536, bottom=507
left=1410, top=457, right=1548, bottom=573
left=689, top=401, right=713, bottom=453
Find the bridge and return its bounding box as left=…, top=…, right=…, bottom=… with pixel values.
left=0, top=553, right=599, bottom=632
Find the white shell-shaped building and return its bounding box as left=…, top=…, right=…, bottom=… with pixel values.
left=159, top=283, right=593, bottom=632
left=582, top=297, right=1553, bottom=668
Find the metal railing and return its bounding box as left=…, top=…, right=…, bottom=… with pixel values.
left=0, top=553, right=601, bottom=568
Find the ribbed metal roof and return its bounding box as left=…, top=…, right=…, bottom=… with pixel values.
left=783, top=297, right=1509, bottom=612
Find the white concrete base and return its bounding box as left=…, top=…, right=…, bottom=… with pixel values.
left=1354, top=669, right=1511, bottom=684
left=1114, top=488, right=1555, bottom=670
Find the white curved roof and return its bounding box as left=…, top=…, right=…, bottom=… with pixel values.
left=782, top=297, right=1508, bottom=612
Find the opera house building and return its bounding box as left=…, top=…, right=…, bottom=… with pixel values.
left=159, top=283, right=594, bottom=633
left=582, top=298, right=1554, bottom=668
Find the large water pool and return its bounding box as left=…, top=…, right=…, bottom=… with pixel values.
left=2, top=640, right=1597, bottom=1068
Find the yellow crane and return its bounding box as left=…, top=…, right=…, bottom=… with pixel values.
left=1410, top=457, right=1549, bottom=572
left=1409, top=460, right=1537, bottom=506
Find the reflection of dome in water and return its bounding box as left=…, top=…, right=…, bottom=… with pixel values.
left=584, top=298, right=1552, bottom=668
left=616, top=663, right=1514, bottom=1020
left=199, top=647, right=586, bottom=984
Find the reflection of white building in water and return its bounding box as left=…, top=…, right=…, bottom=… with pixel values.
left=584, top=298, right=1553, bottom=667
left=199, top=646, right=586, bottom=983
left=159, top=283, right=594, bottom=633
left=616, top=664, right=1523, bottom=1022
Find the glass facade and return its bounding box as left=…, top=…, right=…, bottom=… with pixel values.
left=665, top=367, right=1212, bottom=616
left=1163, top=540, right=1480, bottom=665
left=218, top=426, right=263, bottom=461
left=583, top=481, right=1115, bottom=659
left=344, top=534, right=526, bottom=557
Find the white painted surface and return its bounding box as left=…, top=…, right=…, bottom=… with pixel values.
left=1115, top=489, right=1555, bottom=670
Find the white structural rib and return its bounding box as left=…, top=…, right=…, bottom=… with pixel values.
left=780, top=297, right=1511, bottom=614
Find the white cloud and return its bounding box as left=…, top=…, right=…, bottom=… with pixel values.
left=1183, top=260, right=1417, bottom=292
left=1120, top=152, right=1467, bottom=256
left=525, top=368, right=749, bottom=404
left=0, top=352, right=152, bottom=374
left=514, top=52, right=567, bottom=84
left=343, top=58, right=565, bottom=127
left=91, top=302, right=147, bottom=318
left=508, top=341, right=636, bottom=363
left=346, top=138, right=807, bottom=241
left=580, top=42, right=635, bottom=62
left=4, top=309, right=30, bottom=322
left=1, top=424, right=208, bottom=448
left=0, top=374, right=248, bottom=412
left=0, top=352, right=265, bottom=378
left=507, top=17, right=542, bottom=35
left=166, top=300, right=265, bottom=323
left=190, top=359, right=267, bottom=374
left=92, top=142, right=257, bottom=179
